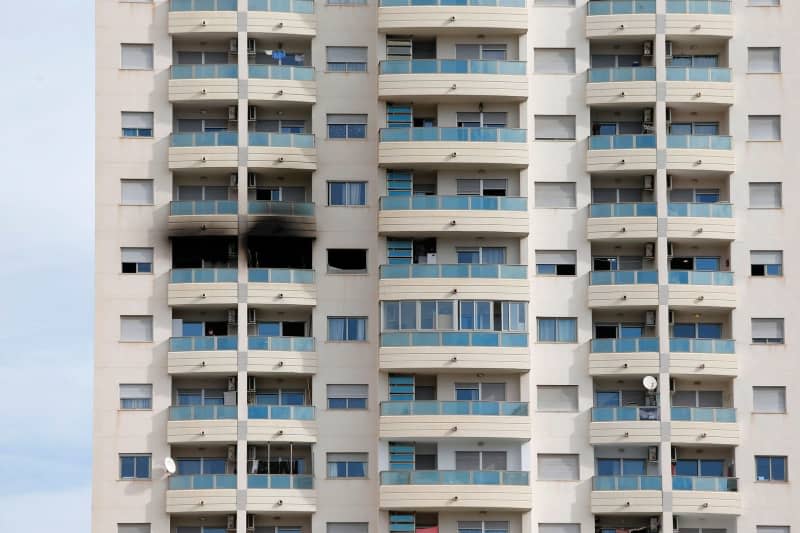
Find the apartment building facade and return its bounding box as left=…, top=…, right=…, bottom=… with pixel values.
left=94, top=1, right=798, bottom=533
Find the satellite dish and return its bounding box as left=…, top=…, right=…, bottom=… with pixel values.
left=642, top=376, right=658, bottom=391
left=164, top=457, right=176, bottom=475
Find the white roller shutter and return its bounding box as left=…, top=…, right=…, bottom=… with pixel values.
left=538, top=454, right=579, bottom=480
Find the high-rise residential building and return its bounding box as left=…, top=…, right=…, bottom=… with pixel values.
left=94, top=1, right=798, bottom=533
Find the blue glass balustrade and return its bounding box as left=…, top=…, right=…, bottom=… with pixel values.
left=170, top=268, right=238, bottom=283
left=589, top=203, right=657, bottom=217
left=667, top=135, right=732, bottom=149
left=248, top=405, right=316, bottom=420
left=380, top=264, right=527, bottom=279
left=590, top=270, right=658, bottom=284
left=380, top=400, right=528, bottom=416
left=379, top=128, right=526, bottom=143
left=248, top=268, right=315, bottom=283
left=380, top=196, right=526, bottom=211
left=247, top=336, right=315, bottom=351
left=380, top=331, right=528, bottom=348
left=170, top=200, right=238, bottom=216
left=380, top=60, right=525, bottom=75
left=169, top=336, right=238, bottom=351
left=588, top=67, right=656, bottom=83
left=588, top=0, right=657, bottom=14
left=591, top=337, right=659, bottom=353
left=380, top=470, right=529, bottom=485
left=589, top=135, right=657, bottom=150
left=593, top=476, right=662, bottom=490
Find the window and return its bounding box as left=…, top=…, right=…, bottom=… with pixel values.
left=756, top=456, right=787, bottom=481
left=328, top=181, right=367, bottom=205
left=121, top=179, right=154, bottom=205
left=751, top=251, right=783, bottom=276
left=534, top=49, right=576, bottom=74
left=540, top=525, right=580, bottom=533
left=535, top=0, right=575, bottom=5
left=538, top=454, right=579, bottom=480
left=535, top=115, right=576, bottom=140
left=120, top=384, right=152, bottom=409
left=327, top=384, right=368, bottom=409
left=752, top=318, right=784, bottom=344
left=749, top=182, right=782, bottom=208
left=748, top=47, right=781, bottom=73
left=459, top=523, right=509, bottom=533
left=457, top=178, right=508, bottom=197
left=456, top=247, right=507, bottom=265
left=328, top=249, right=367, bottom=273
left=536, top=250, right=577, bottom=276
left=327, top=453, right=368, bottom=478
left=753, top=387, right=786, bottom=413
left=326, top=46, right=368, bottom=72
left=120, top=454, right=151, bottom=480
left=749, top=115, right=781, bottom=141
left=757, top=528, right=788, bottom=533
left=328, top=0, right=368, bottom=4
left=120, top=316, right=153, bottom=342
left=328, top=114, right=367, bottom=139
left=749, top=0, right=779, bottom=5
left=328, top=317, right=367, bottom=341
left=535, top=182, right=576, bottom=208
left=122, top=111, right=153, bottom=137
left=538, top=385, right=579, bottom=412
left=538, top=318, right=578, bottom=343
left=328, top=525, right=368, bottom=533
left=121, top=44, right=153, bottom=70
left=121, top=247, right=153, bottom=274
left=118, top=526, right=151, bottom=533
left=457, top=112, right=508, bottom=128
left=456, top=44, right=507, bottom=61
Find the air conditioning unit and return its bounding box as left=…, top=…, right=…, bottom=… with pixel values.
left=644, top=242, right=655, bottom=259
left=247, top=376, right=257, bottom=392
left=227, top=376, right=237, bottom=391
left=643, top=40, right=653, bottom=57
left=248, top=105, right=257, bottom=122
left=666, top=174, right=673, bottom=190
left=668, top=310, right=675, bottom=325
left=667, top=241, right=674, bottom=257
left=671, top=446, right=678, bottom=462
left=642, top=174, right=654, bottom=191
left=645, top=310, right=656, bottom=326
left=230, top=38, right=239, bottom=54
left=247, top=308, right=257, bottom=324
left=227, top=515, right=237, bottom=531
left=230, top=172, right=238, bottom=187
left=665, top=40, right=674, bottom=59
left=642, top=107, right=654, bottom=125
left=228, top=105, right=238, bottom=121
left=247, top=514, right=256, bottom=531
left=248, top=172, right=258, bottom=189
left=227, top=445, right=237, bottom=462
left=647, top=446, right=659, bottom=463
left=227, top=309, right=238, bottom=325
left=426, top=253, right=438, bottom=265
left=247, top=38, right=257, bottom=55
left=665, top=107, right=673, bottom=124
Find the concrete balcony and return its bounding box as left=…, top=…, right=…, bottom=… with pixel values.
left=588, top=270, right=659, bottom=308
left=247, top=336, right=317, bottom=375
left=167, top=405, right=238, bottom=444
left=586, top=0, right=656, bottom=38
left=378, top=60, right=527, bottom=102
left=379, top=400, right=530, bottom=440
left=590, top=351, right=660, bottom=376
left=247, top=405, right=317, bottom=443
left=665, top=68, right=734, bottom=106
left=668, top=271, right=736, bottom=309
left=586, top=67, right=656, bottom=106
left=247, top=268, right=317, bottom=308
left=587, top=203, right=658, bottom=240
left=591, top=476, right=663, bottom=514
left=669, top=338, right=737, bottom=377
left=379, top=264, right=528, bottom=301
left=169, top=65, right=238, bottom=103
left=169, top=132, right=238, bottom=170
left=590, top=406, right=661, bottom=444
left=666, top=203, right=736, bottom=241
left=665, top=0, right=733, bottom=37
left=168, top=268, right=238, bottom=306
left=168, top=200, right=239, bottom=236
left=248, top=65, right=316, bottom=105
left=247, top=475, right=317, bottom=514
left=168, top=0, right=237, bottom=35
left=377, top=0, right=527, bottom=33
left=587, top=135, right=657, bottom=173
left=672, top=477, right=741, bottom=515
left=247, top=0, right=317, bottom=37
left=378, top=128, right=528, bottom=168
left=247, top=200, right=316, bottom=238
left=378, top=196, right=529, bottom=236
left=247, top=133, right=317, bottom=171
left=166, top=474, right=237, bottom=513
left=379, top=470, right=530, bottom=511
left=379, top=331, right=529, bottom=372
left=670, top=407, right=739, bottom=446
left=168, top=336, right=238, bottom=375
left=666, top=135, right=735, bottom=173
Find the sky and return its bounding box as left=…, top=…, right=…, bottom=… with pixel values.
left=0, top=2, right=94, bottom=531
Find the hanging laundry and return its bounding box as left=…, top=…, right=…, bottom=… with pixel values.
left=273, top=50, right=286, bottom=60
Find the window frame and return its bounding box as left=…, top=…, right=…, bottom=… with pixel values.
left=755, top=455, right=787, bottom=482
left=751, top=318, right=785, bottom=344
left=747, top=47, right=781, bottom=73
left=121, top=111, right=154, bottom=138
left=748, top=115, right=782, bottom=141
left=121, top=247, right=154, bottom=274
left=120, top=315, right=154, bottom=343
left=121, top=179, right=154, bottom=206
left=750, top=250, right=783, bottom=277
left=120, top=384, right=153, bottom=410
left=753, top=386, right=787, bottom=414
left=327, top=384, right=369, bottom=410
left=326, top=453, right=368, bottom=479
left=749, top=182, right=782, bottom=209
left=119, top=453, right=152, bottom=480
left=327, top=181, right=367, bottom=206
left=537, top=317, right=578, bottom=343
left=121, top=43, right=154, bottom=70
left=327, top=316, right=368, bottom=341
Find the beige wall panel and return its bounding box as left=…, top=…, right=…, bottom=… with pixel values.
left=169, top=146, right=239, bottom=170
left=247, top=419, right=318, bottom=443
left=248, top=349, right=319, bottom=375
left=664, top=14, right=734, bottom=37
left=379, top=74, right=528, bottom=101
left=248, top=282, right=318, bottom=307
left=379, top=484, right=531, bottom=510
left=167, top=419, right=238, bottom=444
left=668, top=352, right=738, bottom=377
left=666, top=149, right=735, bottom=173
left=247, top=12, right=317, bottom=37
left=379, top=346, right=529, bottom=372
left=377, top=7, right=528, bottom=33
left=665, top=81, right=735, bottom=106
left=247, top=489, right=318, bottom=513
left=167, top=282, right=239, bottom=306
left=668, top=284, right=737, bottom=309
left=378, top=415, right=531, bottom=440
left=378, top=142, right=529, bottom=167
left=588, top=284, right=659, bottom=308
left=166, top=489, right=237, bottom=513
left=248, top=146, right=318, bottom=171
left=589, top=421, right=661, bottom=444
left=666, top=217, right=736, bottom=240
left=168, top=350, right=239, bottom=376
left=589, top=352, right=660, bottom=376
left=379, top=278, right=529, bottom=301
left=586, top=82, right=657, bottom=105
left=586, top=15, right=657, bottom=38
left=249, top=78, right=317, bottom=104
left=168, top=79, right=239, bottom=103
left=378, top=210, right=529, bottom=236
left=587, top=149, right=657, bottom=172
left=168, top=12, right=238, bottom=35
left=590, top=490, right=663, bottom=514
left=670, top=421, right=740, bottom=446
left=672, top=490, right=742, bottom=515
left=586, top=216, right=658, bottom=240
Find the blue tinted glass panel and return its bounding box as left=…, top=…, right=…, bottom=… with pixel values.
left=700, top=460, right=724, bottom=477
left=597, top=459, right=620, bottom=476
left=673, top=323, right=696, bottom=338
left=675, top=460, right=699, bottom=476
left=697, top=323, right=722, bottom=339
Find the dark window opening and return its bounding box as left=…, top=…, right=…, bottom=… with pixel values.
left=328, top=249, right=368, bottom=273
left=248, top=237, right=313, bottom=269
left=172, top=237, right=237, bottom=268
left=282, top=321, right=307, bottom=337
left=556, top=264, right=576, bottom=275
left=751, top=264, right=766, bottom=276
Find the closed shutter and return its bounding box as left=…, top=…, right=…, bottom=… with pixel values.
left=327, top=384, right=368, bottom=398
left=119, top=526, right=151, bottom=533
left=121, top=44, right=153, bottom=70
left=457, top=179, right=482, bottom=195
left=120, top=384, right=152, bottom=399
left=455, top=451, right=481, bottom=470
left=535, top=115, right=576, bottom=140
left=122, top=111, right=154, bottom=129
left=538, top=454, right=579, bottom=480
left=748, top=47, right=780, bottom=73
left=751, top=251, right=782, bottom=264
left=121, top=180, right=154, bottom=205
left=748, top=115, right=781, bottom=140
left=536, top=251, right=576, bottom=265
left=120, top=316, right=153, bottom=342
left=482, top=451, right=507, bottom=470
left=752, top=318, right=784, bottom=339
left=753, top=386, right=786, bottom=413
left=539, top=525, right=580, bottom=533
left=537, top=385, right=578, bottom=411
left=534, top=49, right=576, bottom=74
left=387, top=171, right=412, bottom=196
left=749, top=183, right=781, bottom=208
left=535, top=182, right=576, bottom=208
left=121, top=248, right=153, bottom=263
left=481, top=383, right=507, bottom=401
left=328, top=453, right=367, bottom=462
left=389, top=374, right=415, bottom=400
left=327, top=47, right=367, bottom=63
left=455, top=44, right=481, bottom=60
left=328, top=114, right=367, bottom=125
left=328, top=524, right=368, bottom=533
left=482, top=112, right=508, bottom=127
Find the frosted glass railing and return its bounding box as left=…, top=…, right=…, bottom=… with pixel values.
left=588, top=0, right=656, bottom=14
left=669, top=337, right=734, bottom=353
left=248, top=200, right=315, bottom=216
left=591, top=337, right=659, bottom=353
left=380, top=59, right=526, bottom=75
left=588, top=67, right=656, bottom=82
left=248, top=0, right=314, bottom=13
left=593, top=476, right=662, bottom=490
left=172, top=132, right=238, bottom=147
left=168, top=474, right=237, bottom=490
left=248, top=336, right=315, bottom=351
left=249, top=132, right=315, bottom=148
left=666, top=67, right=731, bottom=82
left=592, top=406, right=660, bottom=421
left=379, top=127, right=526, bottom=143
left=590, top=202, right=657, bottom=217
left=380, top=470, right=529, bottom=485
left=589, top=135, right=656, bottom=149
left=170, top=0, right=237, bottom=10
left=170, top=268, right=238, bottom=283
left=668, top=270, right=734, bottom=285
left=671, top=406, right=736, bottom=422
left=248, top=405, right=315, bottom=420
left=666, top=0, right=730, bottom=13
left=380, top=0, right=524, bottom=5
left=380, top=264, right=527, bottom=279
left=590, top=270, right=658, bottom=284
left=381, top=400, right=529, bottom=416
left=169, top=405, right=237, bottom=420
left=380, top=195, right=527, bottom=211
left=171, top=64, right=237, bottom=79
left=170, top=336, right=238, bottom=351
left=381, top=331, right=528, bottom=347
left=667, top=135, right=732, bottom=149
left=249, top=64, right=315, bottom=81
left=668, top=202, right=733, bottom=217
left=672, top=476, right=738, bottom=491
left=170, top=200, right=237, bottom=216
left=248, top=474, right=314, bottom=489
left=248, top=268, right=315, bottom=283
